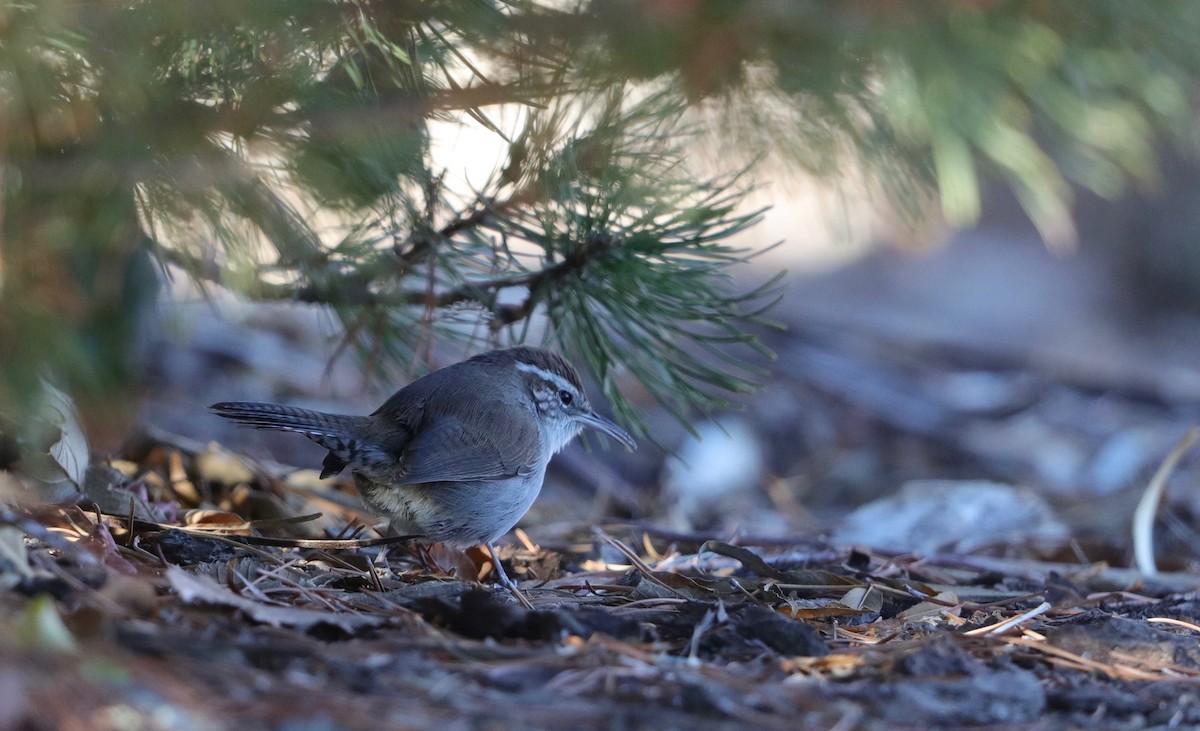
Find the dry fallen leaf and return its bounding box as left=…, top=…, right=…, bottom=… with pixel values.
left=777, top=586, right=883, bottom=620
left=3, top=383, right=90, bottom=503
left=165, top=565, right=383, bottom=632
left=898, top=591, right=960, bottom=623
left=194, top=444, right=255, bottom=485
left=184, top=509, right=252, bottom=533
left=44, top=383, right=89, bottom=491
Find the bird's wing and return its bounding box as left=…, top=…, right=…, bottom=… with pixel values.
left=398, top=404, right=541, bottom=484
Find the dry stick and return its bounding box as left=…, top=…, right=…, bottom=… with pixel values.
left=186, top=513, right=326, bottom=534
left=105, top=511, right=418, bottom=550
left=962, top=601, right=1052, bottom=637
left=1003, top=637, right=1165, bottom=681
left=218, top=533, right=418, bottom=549
left=251, top=563, right=354, bottom=613
left=1108, top=649, right=1200, bottom=678
left=922, top=554, right=1200, bottom=593
left=592, top=527, right=683, bottom=596
left=1147, top=616, right=1200, bottom=634
left=1133, top=426, right=1200, bottom=576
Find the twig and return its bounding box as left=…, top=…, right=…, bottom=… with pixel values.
left=962, top=601, right=1051, bottom=637
left=1002, top=636, right=1166, bottom=681
left=922, top=554, right=1200, bottom=594
left=1133, top=425, right=1200, bottom=576
left=592, top=527, right=684, bottom=597
left=1147, top=616, right=1200, bottom=634
left=104, top=510, right=416, bottom=550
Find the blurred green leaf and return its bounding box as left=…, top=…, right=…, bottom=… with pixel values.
left=17, top=595, right=77, bottom=654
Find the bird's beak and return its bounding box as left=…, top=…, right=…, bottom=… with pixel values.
left=577, top=411, right=637, bottom=451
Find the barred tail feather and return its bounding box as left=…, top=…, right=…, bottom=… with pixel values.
left=209, top=402, right=354, bottom=435
left=209, top=402, right=368, bottom=478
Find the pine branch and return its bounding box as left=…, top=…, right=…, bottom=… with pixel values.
left=12, top=0, right=1200, bottom=433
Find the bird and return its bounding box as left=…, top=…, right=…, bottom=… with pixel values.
left=209, top=346, right=635, bottom=588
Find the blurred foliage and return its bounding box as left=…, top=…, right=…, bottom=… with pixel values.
left=1, top=0, right=1198, bottom=437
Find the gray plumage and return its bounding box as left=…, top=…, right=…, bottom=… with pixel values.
left=210, top=346, right=635, bottom=589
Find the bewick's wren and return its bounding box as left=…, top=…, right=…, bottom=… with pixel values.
left=210, top=346, right=635, bottom=588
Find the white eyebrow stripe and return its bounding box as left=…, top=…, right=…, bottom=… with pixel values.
left=515, top=361, right=577, bottom=393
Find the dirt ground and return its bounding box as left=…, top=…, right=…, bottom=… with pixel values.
left=9, top=223, right=1200, bottom=729
left=4, top=453, right=1200, bottom=731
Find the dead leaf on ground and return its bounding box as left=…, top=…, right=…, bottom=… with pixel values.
left=165, top=565, right=384, bottom=632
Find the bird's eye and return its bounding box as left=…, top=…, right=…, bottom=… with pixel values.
left=558, top=389, right=574, bottom=406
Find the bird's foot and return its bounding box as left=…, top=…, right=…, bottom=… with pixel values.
left=484, top=542, right=531, bottom=605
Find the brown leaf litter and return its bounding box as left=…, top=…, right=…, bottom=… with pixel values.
left=4, top=441, right=1200, bottom=730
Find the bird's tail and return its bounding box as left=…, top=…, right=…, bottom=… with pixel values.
left=209, top=402, right=371, bottom=478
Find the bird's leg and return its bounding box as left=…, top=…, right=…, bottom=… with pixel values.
left=485, top=542, right=518, bottom=591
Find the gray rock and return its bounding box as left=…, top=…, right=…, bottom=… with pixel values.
left=832, top=479, right=1067, bottom=554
